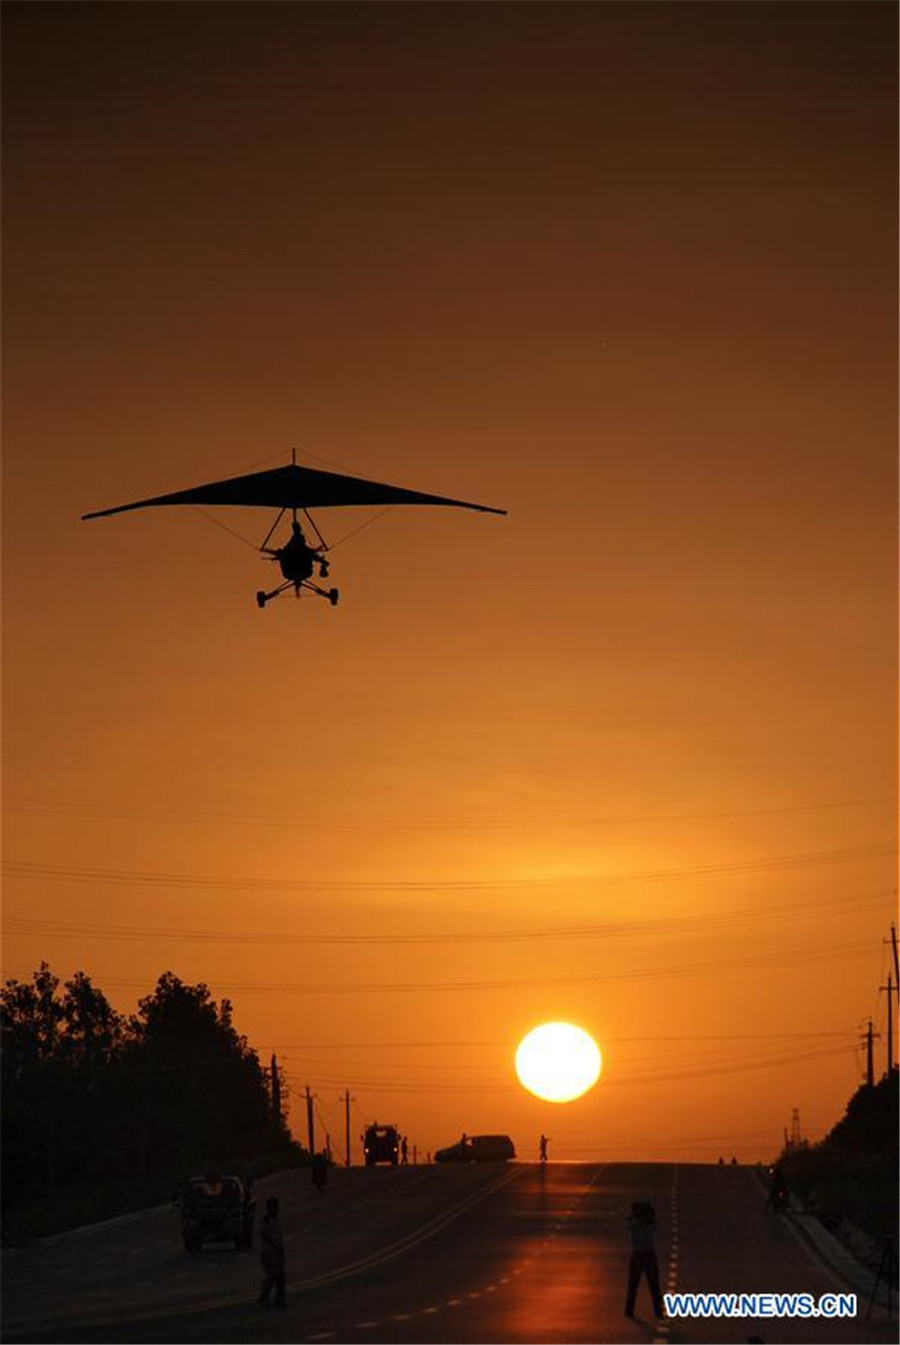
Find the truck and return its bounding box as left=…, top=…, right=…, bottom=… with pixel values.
left=362, top=1122, right=400, bottom=1166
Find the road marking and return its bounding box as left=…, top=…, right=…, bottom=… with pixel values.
left=664, top=1162, right=679, bottom=1317
left=445, top=1298, right=461, bottom=1307
left=354, top=1321, right=380, bottom=1330
left=306, top=1332, right=336, bottom=1340
left=391, top=1312, right=412, bottom=1321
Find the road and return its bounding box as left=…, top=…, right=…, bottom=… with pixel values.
left=2, top=1163, right=895, bottom=1344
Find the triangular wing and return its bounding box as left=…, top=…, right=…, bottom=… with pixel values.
left=82, top=463, right=507, bottom=519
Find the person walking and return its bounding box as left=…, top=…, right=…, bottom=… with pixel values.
left=539, top=1134, right=549, bottom=1163
left=258, top=1196, right=286, bottom=1308
left=624, top=1200, right=664, bottom=1320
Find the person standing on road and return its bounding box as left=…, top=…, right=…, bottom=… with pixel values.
left=258, top=1196, right=286, bottom=1308
left=624, top=1200, right=664, bottom=1320
left=539, top=1134, right=549, bottom=1163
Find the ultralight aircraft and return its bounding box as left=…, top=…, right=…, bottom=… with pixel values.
left=83, top=453, right=506, bottom=608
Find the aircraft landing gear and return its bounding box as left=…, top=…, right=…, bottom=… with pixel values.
left=255, top=579, right=339, bottom=609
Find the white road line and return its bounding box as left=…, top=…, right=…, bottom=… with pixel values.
left=445, top=1298, right=461, bottom=1307
left=306, top=1332, right=336, bottom=1340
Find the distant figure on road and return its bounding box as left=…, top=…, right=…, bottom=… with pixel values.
left=312, top=1151, right=328, bottom=1192
left=258, top=1196, right=286, bottom=1308
left=539, top=1134, right=549, bottom=1163
left=624, top=1200, right=664, bottom=1320
left=401, top=1136, right=409, bottom=1165
left=766, top=1166, right=789, bottom=1212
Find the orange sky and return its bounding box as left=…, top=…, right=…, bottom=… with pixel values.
left=3, top=2, right=897, bottom=1164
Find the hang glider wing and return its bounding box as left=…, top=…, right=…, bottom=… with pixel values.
left=82, top=463, right=507, bottom=520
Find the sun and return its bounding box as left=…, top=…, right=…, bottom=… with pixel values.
left=515, top=1022, right=602, bottom=1103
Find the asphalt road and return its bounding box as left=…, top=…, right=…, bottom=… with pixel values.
left=2, top=1163, right=895, bottom=1344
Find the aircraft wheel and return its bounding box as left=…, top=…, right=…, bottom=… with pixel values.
left=256, top=592, right=266, bottom=609
left=329, top=589, right=339, bottom=607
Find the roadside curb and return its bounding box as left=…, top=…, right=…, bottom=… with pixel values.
left=783, top=1208, right=893, bottom=1313
left=749, top=1165, right=893, bottom=1315
left=2, top=1166, right=298, bottom=1252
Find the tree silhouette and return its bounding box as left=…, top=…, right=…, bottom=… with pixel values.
left=1, top=965, right=296, bottom=1223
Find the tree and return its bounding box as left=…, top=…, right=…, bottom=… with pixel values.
left=126, top=972, right=281, bottom=1175
left=2, top=964, right=296, bottom=1220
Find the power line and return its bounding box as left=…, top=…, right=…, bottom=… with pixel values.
left=2, top=935, right=876, bottom=997
left=3, top=841, right=894, bottom=895
left=264, top=1030, right=856, bottom=1050
left=3, top=794, right=893, bottom=831
left=274, top=1034, right=857, bottom=1077
left=3, top=886, right=892, bottom=949
left=258, top=1042, right=855, bottom=1093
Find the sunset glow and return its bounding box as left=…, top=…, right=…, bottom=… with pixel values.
left=2, top=2, right=896, bottom=1171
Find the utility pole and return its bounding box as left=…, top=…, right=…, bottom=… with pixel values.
left=305, top=1085, right=316, bottom=1158
left=879, top=974, right=895, bottom=1077
left=861, top=1019, right=880, bottom=1087
left=342, top=1090, right=355, bottom=1167
left=888, top=926, right=899, bottom=997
